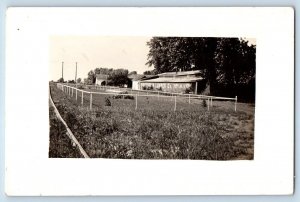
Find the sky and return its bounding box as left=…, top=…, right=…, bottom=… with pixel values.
left=49, top=36, right=153, bottom=81
left=49, top=36, right=256, bottom=82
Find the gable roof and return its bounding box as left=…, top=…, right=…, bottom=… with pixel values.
left=128, top=74, right=145, bottom=81
left=139, top=76, right=203, bottom=83
left=158, top=70, right=202, bottom=77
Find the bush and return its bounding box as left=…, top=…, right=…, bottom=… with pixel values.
left=142, top=85, right=154, bottom=91
left=202, top=99, right=207, bottom=108
left=112, top=94, right=134, bottom=100
left=77, top=85, right=84, bottom=89
left=124, top=95, right=134, bottom=100
left=105, top=97, right=111, bottom=106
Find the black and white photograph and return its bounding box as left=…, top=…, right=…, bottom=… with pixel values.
left=49, top=36, right=256, bottom=160
left=5, top=7, right=293, bottom=195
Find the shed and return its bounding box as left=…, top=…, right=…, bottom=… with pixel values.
left=95, top=74, right=109, bottom=86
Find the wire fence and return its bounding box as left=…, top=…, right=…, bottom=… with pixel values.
left=57, top=83, right=238, bottom=112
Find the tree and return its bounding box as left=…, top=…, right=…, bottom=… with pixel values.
left=143, top=70, right=157, bottom=75
left=146, top=37, right=219, bottom=93
left=83, top=78, right=88, bottom=84
left=85, top=68, right=130, bottom=87
left=146, top=37, right=256, bottom=101
left=129, top=71, right=137, bottom=75
left=87, top=70, right=95, bottom=84
left=57, top=77, right=64, bottom=83
left=108, top=68, right=129, bottom=86
left=95, top=67, right=113, bottom=75
left=77, top=78, right=81, bottom=83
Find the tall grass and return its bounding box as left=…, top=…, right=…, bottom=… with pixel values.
left=49, top=85, right=254, bottom=160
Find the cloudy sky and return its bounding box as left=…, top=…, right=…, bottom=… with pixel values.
left=49, top=36, right=255, bottom=81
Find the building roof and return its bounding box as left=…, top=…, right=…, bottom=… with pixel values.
left=96, top=74, right=109, bottom=80
left=158, top=70, right=202, bottom=77
left=139, top=76, right=203, bottom=83
left=141, top=75, right=158, bottom=80
left=128, top=74, right=145, bottom=81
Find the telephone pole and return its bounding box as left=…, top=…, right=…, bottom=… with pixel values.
left=62, top=61, right=64, bottom=81
left=75, top=62, right=77, bottom=82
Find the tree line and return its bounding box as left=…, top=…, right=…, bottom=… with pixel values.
left=146, top=37, right=256, bottom=102
left=84, top=68, right=135, bottom=87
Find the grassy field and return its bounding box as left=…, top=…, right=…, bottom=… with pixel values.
left=48, top=104, right=83, bottom=158
left=49, top=84, right=254, bottom=160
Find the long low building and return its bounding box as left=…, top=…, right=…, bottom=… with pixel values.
left=139, top=70, right=204, bottom=94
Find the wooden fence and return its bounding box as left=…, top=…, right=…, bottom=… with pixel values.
left=57, top=83, right=237, bottom=112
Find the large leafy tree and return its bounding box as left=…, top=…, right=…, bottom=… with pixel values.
left=85, top=67, right=129, bottom=86
left=146, top=37, right=256, bottom=100
left=87, top=70, right=95, bottom=84
left=107, top=69, right=129, bottom=87
left=146, top=37, right=219, bottom=93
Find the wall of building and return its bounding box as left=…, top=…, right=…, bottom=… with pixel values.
left=140, top=82, right=193, bottom=93
left=132, top=81, right=140, bottom=90
left=96, top=79, right=106, bottom=86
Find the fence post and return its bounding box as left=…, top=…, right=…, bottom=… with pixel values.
left=189, top=94, right=190, bottom=104
left=211, top=97, right=213, bottom=107
left=174, top=96, right=177, bottom=111
left=72, top=88, right=73, bottom=97
left=90, top=93, right=93, bottom=110
left=81, top=91, right=84, bottom=106
left=207, top=98, right=209, bottom=111
left=135, top=94, right=138, bottom=110
left=76, top=89, right=77, bottom=100
left=158, top=91, right=160, bottom=100
left=235, top=96, right=237, bottom=112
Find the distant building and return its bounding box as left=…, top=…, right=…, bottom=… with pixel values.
left=139, top=70, right=204, bottom=94
left=95, top=74, right=109, bottom=86
left=128, top=74, right=158, bottom=90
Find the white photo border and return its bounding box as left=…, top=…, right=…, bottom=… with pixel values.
left=5, top=7, right=294, bottom=195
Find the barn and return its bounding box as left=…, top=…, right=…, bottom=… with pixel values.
left=95, top=74, right=109, bottom=86
left=139, top=70, right=204, bottom=94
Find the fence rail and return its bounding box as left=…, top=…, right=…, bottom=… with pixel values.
left=57, top=83, right=237, bottom=112
left=49, top=86, right=90, bottom=158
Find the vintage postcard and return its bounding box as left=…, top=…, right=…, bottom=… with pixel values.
left=5, top=7, right=294, bottom=195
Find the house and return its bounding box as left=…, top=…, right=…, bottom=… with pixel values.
left=128, top=74, right=158, bottom=90
left=95, top=74, right=109, bottom=86
left=139, top=70, right=204, bottom=94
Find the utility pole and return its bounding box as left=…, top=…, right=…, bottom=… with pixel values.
left=62, top=62, right=64, bottom=81
left=75, top=62, right=77, bottom=82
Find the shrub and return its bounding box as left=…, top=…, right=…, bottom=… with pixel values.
left=112, top=94, right=134, bottom=100
left=105, top=97, right=111, bottom=106
left=142, top=85, right=154, bottom=91
left=112, top=95, right=122, bottom=99
left=202, top=99, right=207, bottom=108
left=77, top=85, right=84, bottom=89
left=124, top=95, right=134, bottom=100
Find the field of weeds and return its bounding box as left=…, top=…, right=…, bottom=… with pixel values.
left=49, top=84, right=254, bottom=160
left=48, top=104, right=83, bottom=158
